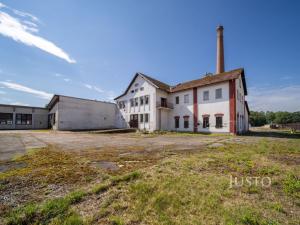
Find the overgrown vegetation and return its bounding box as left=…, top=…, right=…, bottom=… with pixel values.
left=1, top=133, right=299, bottom=224
left=250, top=111, right=300, bottom=126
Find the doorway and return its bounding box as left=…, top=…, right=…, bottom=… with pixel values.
left=130, top=114, right=138, bottom=128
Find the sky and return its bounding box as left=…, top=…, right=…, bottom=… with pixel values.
left=0, top=0, right=299, bottom=111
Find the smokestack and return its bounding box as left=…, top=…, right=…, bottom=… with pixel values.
left=216, top=25, right=225, bottom=74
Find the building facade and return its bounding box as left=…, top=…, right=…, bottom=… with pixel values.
left=47, top=95, right=124, bottom=131
left=114, top=69, right=250, bottom=134
left=0, top=104, right=48, bottom=130
left=115, top=26, right=250, bottom=134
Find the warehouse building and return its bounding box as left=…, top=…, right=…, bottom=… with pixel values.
left=47, top=95, right=124, bottom=130
left=0, top=95, right=124, bottom=131
left=0, top=104, right=48, bottom=130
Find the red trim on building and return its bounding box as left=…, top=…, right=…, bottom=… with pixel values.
left=229, top=79, right=236, bottom=134
left=202, top=114, right=210, bottom=117
left=183, top=115, right=190, bottom=118
left=193, top=87, right=198, bottom=132
left=174, top=116, right=180, bottom=119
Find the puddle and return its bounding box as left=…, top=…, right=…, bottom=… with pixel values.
left=0, top=162, right=27, bottom=173
left=91, top=161, right=119, bottom=171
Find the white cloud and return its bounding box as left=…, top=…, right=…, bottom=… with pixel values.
left=94, top=86, right=104, bottom=93
left=10, top=101, right=29, bottom=106
left=84, top=84, right=92, bottom=89
left=12, top=9, right=39, bottom=22
left=63, top=78, right=71, bottom=82
left=0, top=3, right=75, bottom=63
left=247, top=85, right=300, bottom=112
left=0, top=81, right=53, bottom=100
left=83, top=83, right=104, bottom=93
left=106, top=90, right=115, bottom=101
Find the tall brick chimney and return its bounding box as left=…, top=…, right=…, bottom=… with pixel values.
left=216, top=25, right=225, bottom=74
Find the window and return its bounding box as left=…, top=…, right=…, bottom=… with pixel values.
left=183, top=116, right=189, bottom=128
left=16, top=114, right=32, bottom=125
left=215, top=116, right=223, bottom=128
left=175, top=96, right=179, bottom=104
left=215, top=88, right=222, bottom=99
left=135, top=83, right=139, bottom=87
left=184, top=94, right=189, bottom=103
left=239, top=79, right=241, bottom=88
left=118, top=101, right=125, bottom=109
left=140, top=114, right=144, bottom=122
left=174, top=116, right=180, bottom=128
left=161, top=98, right=167, bottom=107
left=134, top=98, right=138, bottom=106
left=203, top=116, right=209, bottom=128
left=131, top=90, right=134, bottom=93
left=145, top=113, right=149, bottom=123
left=140, top=87, right=144, bottom=91
left=0, top=113, right=13, bottom=125
left=140, top=96, right=144, bottom=105
left=203, top=91, right=209, bottom=101
left=130, top=99, right=134, bottom=107
left=145, top=95, right=149, bottom=105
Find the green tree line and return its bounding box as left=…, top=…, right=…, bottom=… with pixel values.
left=249, top=111, right=300, bottom=126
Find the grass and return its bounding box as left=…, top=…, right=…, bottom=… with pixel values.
left=5, top=190, right=83, bottom=225
left=1, top=132, right=299, bottom=224
left=91, top=139, right=300, bottom=224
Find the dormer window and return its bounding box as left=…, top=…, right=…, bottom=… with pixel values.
left=135, top=83, right=139, bottom=87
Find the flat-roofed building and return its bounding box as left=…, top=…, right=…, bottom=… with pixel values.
left=0, top=104, right=48, bottom=130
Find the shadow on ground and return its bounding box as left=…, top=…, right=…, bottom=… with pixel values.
left=243, top=130, right=300, bottom=139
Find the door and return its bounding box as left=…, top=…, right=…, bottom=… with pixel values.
left=130, top=114, right=138, bottom=128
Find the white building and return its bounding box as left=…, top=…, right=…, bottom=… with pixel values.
left=47, top=95, right=123, bottom=131
left=115, top=26, right=250, bottom=134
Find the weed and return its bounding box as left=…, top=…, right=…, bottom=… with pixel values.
left=283, top=173, right=300, bottom=198
left=92, top=182, right=110, bottom=194
left=111, top=171, right=141, bottom=185
left=109, top=216, right=124, bottom=225
left=66, top=190, right=87, bottom=204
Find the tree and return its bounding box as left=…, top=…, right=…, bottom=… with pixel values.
left=274, top=111, right=292, bottom=124
left=266, top=111, right=276, bottom=124
left=250, top=111, right=266, bottom=126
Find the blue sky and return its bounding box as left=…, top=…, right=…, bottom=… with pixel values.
left=0, top=0, right=299, bottom=111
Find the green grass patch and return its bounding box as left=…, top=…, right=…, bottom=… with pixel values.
left=5, top=189, right=88, bottom=225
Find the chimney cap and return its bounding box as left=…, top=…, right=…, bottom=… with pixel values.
left=216, top=25, right=224, bottom=31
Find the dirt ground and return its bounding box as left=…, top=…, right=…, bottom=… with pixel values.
left=0, top=130, right=262, bottom=162
left=0, top=129, right=299, bottom=224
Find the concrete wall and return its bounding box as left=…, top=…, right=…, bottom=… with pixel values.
left=52, top=96, right=118, bottom=131
left=0, top=105, right=48, bottom=130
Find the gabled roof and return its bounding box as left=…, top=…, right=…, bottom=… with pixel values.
left=245, top=101, right=250, bottom=115
left=114, top=68, right=248, bottom=100
left=114, top=72, right=171, bottom=100
left=170, top=68, right=247, bottom=95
